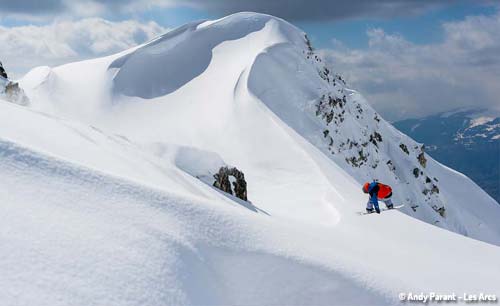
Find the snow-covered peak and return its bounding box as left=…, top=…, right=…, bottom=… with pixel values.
left=110, top=12, right=306, bottom=99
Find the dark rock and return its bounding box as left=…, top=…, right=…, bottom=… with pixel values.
left=417, top=145, right=427, bottom=168
left=369, top=131, right=383, bottom=146
left=4, top=82, right=29, bottom=105
left=213, top=166, right=248, bottom=201
left=386, top=160, right=395, bottom=172
left=399, top=143, right=410, bottom=155
left=413, top=168, right=419, bottom=178
left=325, top=112, right=333, bottom=124
left=0, top=61, right=29, bottom=105
left=431, top=184, right=440, bottom=194
left=433, top=205, right=446, bottom=217
left=305, top=34, right=313, bottom=54
left=0, top=61, right=7, bottom=79
left=345, top=150, right=368, bottom=168
left=213, top=167, right=231, bottom=195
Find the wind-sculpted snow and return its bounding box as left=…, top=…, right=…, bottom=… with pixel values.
left=111, top=13, right=301, bottom=99
left=3, top=126, right=500, bottom=306
left=3, top=127, right=500, bottom=305
left=0, top=134, right=394, bottom=305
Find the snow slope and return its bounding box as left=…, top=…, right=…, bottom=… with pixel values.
left=2, top=99, right=500, bottom=305
left=2, top=12, right=499, bottom=305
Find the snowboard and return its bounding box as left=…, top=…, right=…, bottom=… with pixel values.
left=357, top=205, right=404, bottom=215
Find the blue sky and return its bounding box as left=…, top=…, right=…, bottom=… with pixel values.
left=299, top=2, right=497, bottom=48
left=0, top=0, right=499, bottom=119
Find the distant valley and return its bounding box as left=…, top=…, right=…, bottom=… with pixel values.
left=395, top=109, right=500, bottom=203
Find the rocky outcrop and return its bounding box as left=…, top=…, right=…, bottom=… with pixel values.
left=433, top=205, right=446, bottom=217
left=304, top=37, right=447, bottom=223
left=0, top=61, right=7, bottom=79
left=399, top=143, right=409, bottom=155
left=417, top=145, right=427, bottom=168
left=4, top=82, right=29, bottom=105
left=386, top=160, right=396, bottom=172
left=213, top=166, right=248, bottom=201
left=0, top=60, right=29, bottom=106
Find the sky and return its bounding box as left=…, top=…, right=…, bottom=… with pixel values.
left=0, top=0, right=499, bottom=120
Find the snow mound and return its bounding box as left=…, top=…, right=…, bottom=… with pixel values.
left=110, top=13, right=304, bottom=99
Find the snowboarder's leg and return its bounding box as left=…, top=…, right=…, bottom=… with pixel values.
left=369, top=199, right=380, bottom=213
left=366, top=200, right=374, bottom=213
left=369, top=194, right=380, bottom=213
left=383, top=198, right=394, bottom=209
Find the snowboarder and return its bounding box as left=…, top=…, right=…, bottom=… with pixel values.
left=362, top=181, right=394, bottom=214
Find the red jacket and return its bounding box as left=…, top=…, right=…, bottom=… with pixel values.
left=377, top=183, right=392, bottom=199
left=363, top=182, right=392, bottom=199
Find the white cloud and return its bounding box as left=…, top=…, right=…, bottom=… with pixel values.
left=319, top=12, right=500, bottom=120
left=64, top=0, right=180, bottom=18
left=0, top=18, right=167, bottom=78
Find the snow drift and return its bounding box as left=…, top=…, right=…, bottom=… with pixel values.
left=1, top=12, right=499, bottom=305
